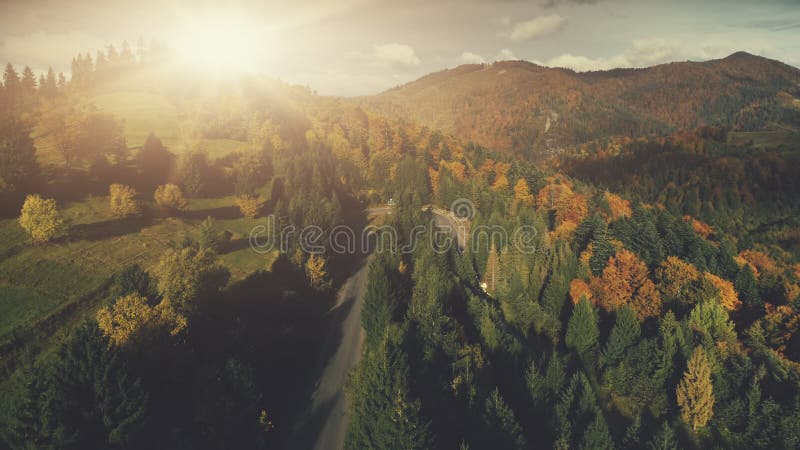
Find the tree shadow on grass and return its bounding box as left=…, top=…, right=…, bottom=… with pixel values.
left=180, top=206, right=242, bottom=221
left=68, top=215, right=155, bottom=242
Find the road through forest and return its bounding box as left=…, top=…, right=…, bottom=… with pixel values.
left=288, top=206, right=468, bottom=450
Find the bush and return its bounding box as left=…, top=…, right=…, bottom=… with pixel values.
left=18, top=194, right=64, bottom=243
left=109, top=183, right=140, bottom=217
left=154, top=183, right=188, bottom=212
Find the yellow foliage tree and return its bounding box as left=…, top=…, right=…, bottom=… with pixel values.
left=305, top=254, right=330, bottom=289
left=656, top=256, right=700, bottom=302
left=97, top=293, right=187, bottom=346
left=109, top=183, right=140, bottom=217
left=604, top=191, right=631, bottom=220
left=154, top=183, right=188, bottom=212
left=513, top=178, right=535, bottom=207
left=677, top=346, right=714, bottom=432
left=704, top=272, right=742, bottom=311
left=235, top=195, right=262, bottom=219
left=19, top=194, right=64, bottom=243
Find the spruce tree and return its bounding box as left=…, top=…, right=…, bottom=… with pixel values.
left=735, top=264, right=761, bottom=308
left=647, top=422, right=678, bottom=450
left=580, top=411, right=614, bottom=450
left=589, top=221, right=614, bottom=276
left=602, top=306, right=641, bottom=367
left=566, top=297, right=600, bottom=355
left=482, top=388, right=527, bottom=450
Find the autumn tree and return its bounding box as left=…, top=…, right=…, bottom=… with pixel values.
left=704, top=272, right=741, bottom=311
left=569, top=278, right=592, bottom=305
left=109, top=183, right=140, bottom=217
left=97, top=293, right=186, bottom=346
left=676, top=346, right=714, bottom=432
left=656, top=256, right=699, bottom=305
left=592, top=249, right=646, bottom=311
left=305, top=253, right=330, bottom=290
left=19, top=194, right=64, bottom=243
left=154, top=184, right=188, bottom=212
left=513, top=178, right=534, bottom=206
left=152, top=247, right=230, bottom=315
left=235, top=195, right=262, bottom=219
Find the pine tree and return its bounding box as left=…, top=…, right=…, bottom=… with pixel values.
left=566, top=297, right=600, bottom=355
left=3, top=63, right=20, bottom=97
left=603, top=306, right=641, bottom=366
left=198, top=216, right=222, bottom=252
left=483, top=242, right=501, bottom=295
left=346, top=334, right=433, bottom=450
left=361, top=256, right=401, bottom=347
left=482, top=388, right=527, bottom=450
left=589, top=221, right=615, bottom=276
left=647, top=422, right=678, bottom=450
left=735, top=264, right=761, bottom=308
left=580, top=411, right=614, bottom=450
left=20, top=66, right=36, bottom=93
left=676, top=346, right=714, bottom=432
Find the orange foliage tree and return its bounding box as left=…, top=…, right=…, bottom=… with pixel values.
left=592, top=249, right=648, bottom=313
left=604, top=191, right=631, bottom=220
left=704, top=272, right=741, bottom=311
left=569, top=278, right=593, bottom=305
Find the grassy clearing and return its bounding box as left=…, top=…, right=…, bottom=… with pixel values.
left=727, top=129, right=800, bottom=149
left=0, top=193, right=275, bottom=340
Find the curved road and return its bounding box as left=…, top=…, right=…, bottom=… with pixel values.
left=288, top=206, right=468, bottom=450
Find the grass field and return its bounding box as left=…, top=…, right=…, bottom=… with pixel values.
left=0, top=192, right=276, bottom=342
left=727, top=129, right=800, bottom=149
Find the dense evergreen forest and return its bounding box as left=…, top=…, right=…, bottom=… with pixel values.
left=0, top=39, right=799, bottom=450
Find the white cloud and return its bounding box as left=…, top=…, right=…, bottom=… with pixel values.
left=541, top=37, right=777, bottom=71
left=371, top=43, right=421, bottom=68
left=495, top=48, right=517, bottom=61
left=461, top=51, right=485, bottom=64
left=504, top=15, right=567, bottom=42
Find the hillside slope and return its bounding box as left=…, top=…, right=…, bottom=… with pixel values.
left=366, top=52, right=800, bottom=157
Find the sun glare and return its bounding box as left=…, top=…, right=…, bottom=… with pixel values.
left=173, top=16, right=262, bottom=73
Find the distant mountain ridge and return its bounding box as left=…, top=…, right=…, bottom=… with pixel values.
left=365, top=52, right=800, bottom=157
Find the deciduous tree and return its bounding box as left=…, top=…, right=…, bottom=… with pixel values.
left=19, top=194, right=64, bottom=243
left=109, top=183, right=140, bottom=217
left=676, top=346, right=714, bottom=432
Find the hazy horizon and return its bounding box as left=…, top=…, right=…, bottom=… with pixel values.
left=1, top=0, right=799, bottom=95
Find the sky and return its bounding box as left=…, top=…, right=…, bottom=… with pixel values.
left=1, top=0, right=799, bottom=96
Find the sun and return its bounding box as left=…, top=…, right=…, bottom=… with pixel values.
left=172, top=15, right=262, bottom=73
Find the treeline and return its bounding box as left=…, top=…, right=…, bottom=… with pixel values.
left=559, top=131, right=800, bottom=261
